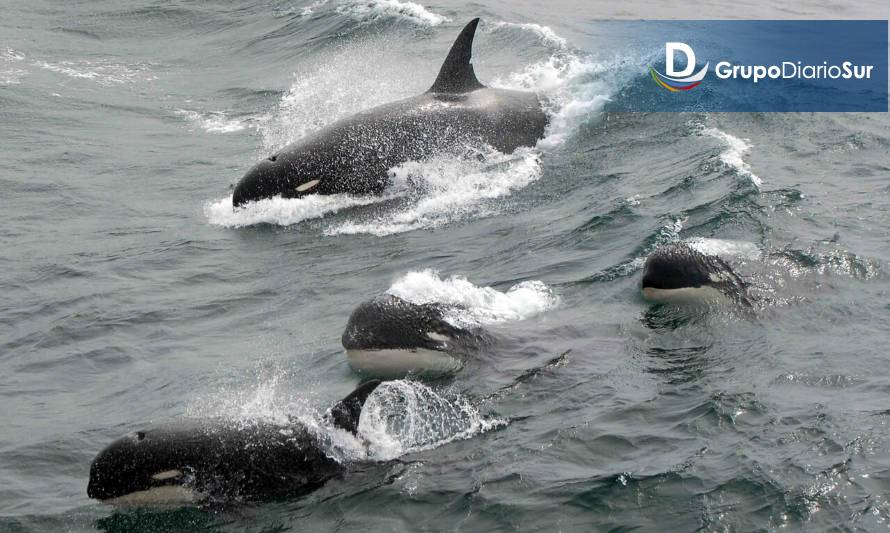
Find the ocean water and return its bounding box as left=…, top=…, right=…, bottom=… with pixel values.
left=2, top=0, right=890, bottom=530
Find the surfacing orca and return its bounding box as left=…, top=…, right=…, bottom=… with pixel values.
left=232, top=18, right=548, bottom=208
left=87, top=380, right=381, bottom=505
left=641, top=242, right=751, bottom=306
left=342, top=294, right=492, bottom=379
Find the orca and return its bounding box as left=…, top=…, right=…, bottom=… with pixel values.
left=232, top=18, right=548, bottom=208
left=342, top=294, right=492, bottom=379
left=641, top=242, right=751, bottom=306
left=87, top=380, right=381, bottom=505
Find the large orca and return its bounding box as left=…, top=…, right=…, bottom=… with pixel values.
left=342, top=294, right=493, bottom=379
left=641, top=242, right=751, bottom=306
left=87, top=380, right=381, bottom=505
left=232, top=18, right=548, bottom=207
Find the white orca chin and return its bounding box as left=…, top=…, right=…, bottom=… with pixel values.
left=104, top=485, right=196, bottom=506
left=346, top=348, right=462, bottom=378
left=641, top=285, right=729, bottom=305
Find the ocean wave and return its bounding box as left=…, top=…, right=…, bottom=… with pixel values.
left=701, top=127, right=763, bottom=189
left=489, top=21, right=568, bottom=49
left=385, top=268, right=558, bottom=327
left=492, top=53, right=617, bottom=149
left=176, top=109, right=248, bottom=134
left=585, top=217, right=687, bottom=282
left=335, top=0, right=450, bottom=26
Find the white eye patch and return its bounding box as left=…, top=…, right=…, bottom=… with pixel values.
left=151, top=470, right=182, bottom=481
left=296, top=179, right=320, bottom=192
left=426, top=332, right=451, bottom=342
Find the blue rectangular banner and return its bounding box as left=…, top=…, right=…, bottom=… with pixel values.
left=592, top=20, right=888, bottom=112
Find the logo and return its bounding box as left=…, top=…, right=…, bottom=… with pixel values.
left=650, top=42, right=709, bottom=92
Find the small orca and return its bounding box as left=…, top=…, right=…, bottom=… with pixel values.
left=342, top=294, right=492, bottom=379
left=232, top=18, right=548, bottom=208
left=87, top=380, right=381, bottom=505
left=641, top=242, right=750, bottom=306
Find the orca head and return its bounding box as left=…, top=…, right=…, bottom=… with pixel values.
left=232, top=150, right=322, bottom=208
left=641, top=243, right=741, bottom=305
left=342, top=294, right=469, bottom=378
left=87, top=425, right=201, bottom=505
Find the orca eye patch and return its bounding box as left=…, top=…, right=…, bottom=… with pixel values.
left=151, top=470, right=182, bottom=482
left=296, top=179, right=320, bottom=193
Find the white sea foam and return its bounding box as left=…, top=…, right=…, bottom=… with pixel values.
left=685, top=237, right=762, bottom=260
left=176, top=109, right=247, bottom=134
left=204, top=193, right=393, bottom=228
left=33, top=58, right=154, bottom=86
left=327, top=146, right=542, bottom=236
left=701, top=127, right=763, bottom=189
left=0, top=68, right=26, bottom=85
left=489, top=21, right=568, bottom=49
left=2, top=47, right=25, bottom=62
left=385, top=269, right=558, bottom=327
left=358, top=380, right=504, bottom=461
left=301, top=0, right=329, bottom=17
left=1, top=49, right=28, bottom=85
left=335, top=0, right=450, bottom=26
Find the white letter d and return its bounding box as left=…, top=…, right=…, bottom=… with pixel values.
left=665, top=42, right=695, bottom=77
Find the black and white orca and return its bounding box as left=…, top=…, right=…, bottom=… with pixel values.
left=231, top=18, right=548, bottom=207
left=87, top=380, right=381, bottom=505
left=342, top=294, right=491, bottom=378
left=641, top=242, right=750, bottom=305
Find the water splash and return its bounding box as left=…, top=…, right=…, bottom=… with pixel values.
left=492, top=53, right=624, bottom=149
left=386, top=269, right=558, bottom=327
left=488, top=21, right=568, bottom=50
left=357, top=380, right=504, bottom=460
left=685, top=237, right=762, bottom=261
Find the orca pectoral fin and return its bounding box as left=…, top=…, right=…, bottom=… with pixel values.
left=428, top=18, right=486, bottom=93
left=328, top=379, right=383, bottom=435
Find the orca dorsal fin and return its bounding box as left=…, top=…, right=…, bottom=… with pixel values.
left=428, top=18, right=485, bottom=93
left=328, top=379, right=382, bottom=435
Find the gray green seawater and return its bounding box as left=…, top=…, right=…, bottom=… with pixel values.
left=2, top=0, right=890, bottom=530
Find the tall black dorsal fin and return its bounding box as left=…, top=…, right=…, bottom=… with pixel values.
left=428, top=18, right=485, bottom=93
left=328, top=379, right=382, bottom=435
